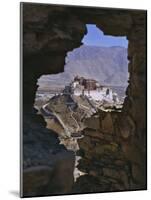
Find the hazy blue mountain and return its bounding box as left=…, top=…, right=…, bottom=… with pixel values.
left=38, top=45, right=129, bottom=89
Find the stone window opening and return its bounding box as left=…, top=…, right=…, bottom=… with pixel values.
left=33, top=23, right=130, bottom=183
left=22, top=4, right=146, bottom=195
left=22, top=5, right=147, bottom=195
left=34, top=24, right=129, bottom=112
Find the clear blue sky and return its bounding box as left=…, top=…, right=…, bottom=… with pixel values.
left=82, top=24, right=128, bottom=48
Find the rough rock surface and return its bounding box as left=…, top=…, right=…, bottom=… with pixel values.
left=22, top=3, right=147, bottom=196
left=74, top=111, right=142, bottom=192
left=22, top=110, right=75, bottom=197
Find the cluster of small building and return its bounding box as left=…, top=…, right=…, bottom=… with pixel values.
left=63, top=76, right=119, bottom=103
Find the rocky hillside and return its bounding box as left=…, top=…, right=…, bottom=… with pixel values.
left=38, top=45, right=129, bottom=89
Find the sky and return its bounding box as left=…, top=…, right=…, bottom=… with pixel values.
left=82, top=24, right=128, bottom=48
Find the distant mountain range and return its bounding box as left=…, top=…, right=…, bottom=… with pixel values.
left=38, top=45, right=129, bottom=90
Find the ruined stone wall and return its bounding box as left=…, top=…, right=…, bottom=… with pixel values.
left=22, top=3, right=146, bottom=196
left=75, top=11, right=147, bottom=192
left=75, top=109, right=146, bottom=193
left=22, top=3, right=86, bottom=197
